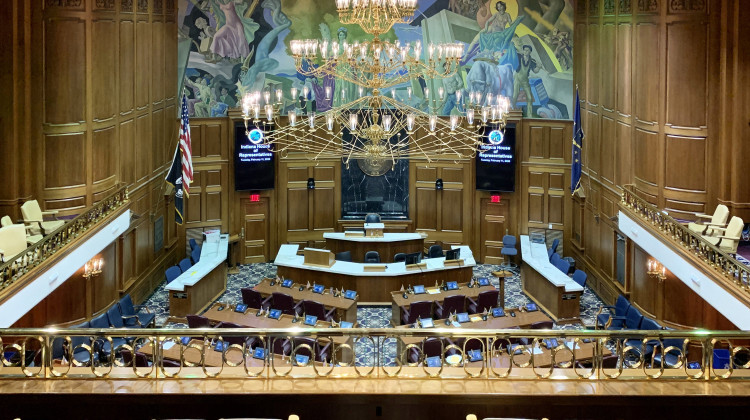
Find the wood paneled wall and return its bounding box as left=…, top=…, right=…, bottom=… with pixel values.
left=572, top=0, right=747, bottom=329
left=3, top=0, right=180, bottom=327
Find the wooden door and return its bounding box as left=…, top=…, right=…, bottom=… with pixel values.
left=240, top=198, right=269, bottom=263
left=480, top=198, right=507, bottom=265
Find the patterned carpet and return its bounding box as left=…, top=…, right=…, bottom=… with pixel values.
left=142, top=262, right=605, bottom=366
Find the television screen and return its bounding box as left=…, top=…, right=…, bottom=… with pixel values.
left=476, top=124, right=516, bottom=192
left=234, top=122, right=275, bottom=191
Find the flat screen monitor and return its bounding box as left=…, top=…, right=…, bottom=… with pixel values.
left=476, top=124, right=516, bottom=192
left=234, top=122, right=275, bottom=191
left=404, top=252, right=422, bottom=265
left=445, top=248, right=460, bottom=261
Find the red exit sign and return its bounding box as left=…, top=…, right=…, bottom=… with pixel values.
left=250, top=194, right=260, bottom=202
left=490, top=195, right=501, bottom=203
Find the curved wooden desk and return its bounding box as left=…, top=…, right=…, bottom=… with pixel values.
left=275, top=245, right=476, bottom=303
left=323, top=232, right=425, bottom=263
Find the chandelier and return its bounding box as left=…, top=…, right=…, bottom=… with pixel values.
left=241, top=0, right=512, bottom=166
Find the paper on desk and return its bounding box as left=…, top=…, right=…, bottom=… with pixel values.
left=532, top=347, right=544, bottom=355
left=163, top=341, right=176, bottom=350
left=424, top=259, right=444, bottom=270
left=426, top=288, right=440, bottom=294
left=565, top=342, right=581, bottom=351
left=451, top=321, right=461, bottom=328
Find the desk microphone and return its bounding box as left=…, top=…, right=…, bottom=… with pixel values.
left=402, top=293, right=408, bottom=299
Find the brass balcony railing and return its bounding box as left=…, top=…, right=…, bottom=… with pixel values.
left=1, top=327, right=748, bottom=380
left=621, top=185, right=750, bottom=296
left=0, top=185, right=130, bottom=293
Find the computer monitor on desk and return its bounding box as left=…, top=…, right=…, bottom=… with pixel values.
left=445, top=248, right=460, bottom=261
left=404, top=252, right=422, bottom=265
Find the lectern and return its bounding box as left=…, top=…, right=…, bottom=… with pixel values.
left=364, top=222, right=384, bottom=237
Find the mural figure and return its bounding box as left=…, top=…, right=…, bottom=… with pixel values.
left=441, top=61, right=465, bottom=115
left=207, top=0, right=259, bottom=60
left=185, top=77, right=214, bottom=117
left=465, top=59, right=507, bottom=106
left=332, top=27, right=360, bottom=108
left=194, top=17, right=218, bottom=61
left=512, top=44, right=540, bottom=117
left=239, top=0, right=291, bottom=90
left=543, top=28, right=572, bottom=70
left=474, top=1, right=525, bottom=68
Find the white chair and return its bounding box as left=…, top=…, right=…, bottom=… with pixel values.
left=2, top=215, right=43, bottom=244
left=20, top=200, right=64, bottom=235
left=703, top=216, right=744, bottom=255
left=688, top=204, right=729, bottom=236
left=0, top=224, right=28, bottom=262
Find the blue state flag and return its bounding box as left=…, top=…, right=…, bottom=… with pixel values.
left=570, top=89, right=584, bottom=195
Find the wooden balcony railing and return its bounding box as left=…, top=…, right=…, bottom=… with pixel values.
left=620, top=185, right=750, bottom=296
left=0, top=185, right=130, bottom=293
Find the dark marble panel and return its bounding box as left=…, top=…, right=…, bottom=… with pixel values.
left=341, top=159, right=409, bottom=220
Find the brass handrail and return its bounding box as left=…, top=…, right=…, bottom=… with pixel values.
left=0, top=185, right=130, bottom=293
left=621, top=185, right=750, bottom=295
left=1, top=327, right=748, bottom=380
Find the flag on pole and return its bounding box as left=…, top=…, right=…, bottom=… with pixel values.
left=165, top=144, right=184, bottom=225
left=570, top=88, right=584, bottom=196
left=165, top=94, right=194, bottom=225
left=179, top=94, right=194, bottom=196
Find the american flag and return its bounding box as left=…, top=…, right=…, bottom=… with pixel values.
left=179, top=94, right=194, bottom=196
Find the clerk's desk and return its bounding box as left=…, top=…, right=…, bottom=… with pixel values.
left=520, top=235, right=583, bottom=323
left=274, top=244, right=476, bottom=303
left=167, top=234, right=228, bottom=318
left=323, top=232, right=425, bottom=263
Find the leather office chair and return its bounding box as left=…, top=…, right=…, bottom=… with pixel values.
left=688, top=204, right=729, bottom=236
left=531, top=320, right=554, bottom=329
left=302, top=300, right=336, bottom=322
left=427, top=244, right=444, bottom=258
left=596, top=294, right=630, bottom=330
left=165, top=266, right=182, bottom=284
left=66, top=321, right=94, bottom=366
left=401, top=301, right=432, bottom=325
left=271, top=292, right=302, bottom=316
left=241, top=288, right=272, bottom=310
left=467, top=289, right=499, bottom=314
left=393, top=252, right=406, bottom=263
left=20, top=199, right=64, bottom=236
left=335, top=251, right=352, bottom=262
left=500, top=235, right=518, bottom=267
left=652, top=338, right=687, bottom=369
left=178, top=258, right=192, bottom=273
left=434, top=294, right=465, bottom=319
left=409, top=337, right=443, bottom=364
left=118, top=294, right=156, bottom=328
left=365, top=213, right=381, bottom=224
left=215, top=321, right=246, bottom=346
left=703, top=216, right=744, bottom=255
left=121, top=348, right=150, bottom=367
left=364, top=251, right=381, bottom=263
left=187, top=315, right=211, bottom=329
left=293, top=337, right=331, bottom=363
left=572, top=269, right=587, bottom=288
left=191, top=247, right=201, bottom=264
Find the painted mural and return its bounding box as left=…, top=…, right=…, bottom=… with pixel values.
left=177, top=0, right=574, bottom=119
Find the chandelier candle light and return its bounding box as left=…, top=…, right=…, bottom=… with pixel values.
left=241, top=0, right=514, bottom=166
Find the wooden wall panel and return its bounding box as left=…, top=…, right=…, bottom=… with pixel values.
left=93, top=126, right=117, bottom=185
left=634, top=23, right=659, bottom=123
left=287, top=189, right=309, bottom=231
left=44, top=133, right=86, bottom=189
left=119, top=20, right=134, bottom=114
left=44, top=18, right=85, bottom=125
left=666, top=22, right=708, bottom=128
left=312, top=188, right=336, bottom=231
left=415, top=188, right=437, bottom=230
left=665, top=135, right=706, bottom=192
left=135, top=21, right=150, bottom=109
left=92, top=19, right=117, bottom=121
left=441, top=189, right=463, bottom=231
left=616, top=23, right=632, bottom=116
left=600, top=23, right=616, bottom=110
left=633, top=128, right=658, bottom=187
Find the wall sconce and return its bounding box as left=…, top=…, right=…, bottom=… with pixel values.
left=83, top=258, right=103, bottom=279
left=435, top=178, right=443, bottom=191
left=647, top=259, right=666, bottom=281
left=307, top=178, right=315, bottom=190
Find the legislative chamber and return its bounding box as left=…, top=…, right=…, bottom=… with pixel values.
left=1, top=0, right=749, bottom=419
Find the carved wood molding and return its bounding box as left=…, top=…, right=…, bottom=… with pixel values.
left=137, top=0, right=148, bottom=13
left=669, top=0, right=706, bottom=12
left=153, top=0, right=163, bottom=13
left=121, top=0, right=133, bottom=11
left=638, top=0, right=659, bottom=12
left=619, top=0, right=632, bottom=14
left=578, top=0, right=587, bottom=16
left=589, top=0, right=600, bottom=15
left=604, top=0, right=616, bottom=14
left=45, top=0, right=84, bottom=8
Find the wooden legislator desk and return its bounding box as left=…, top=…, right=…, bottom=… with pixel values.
left=390, top=281, right=498, bottom=326
left=323, top=232, right=425, bottom=263
left=166, top=234, right=228, bottom=318
left=520, top=235, right=583, bottom=323
left=275, top=245, right=476, bottom=303
left=253, top=278, right=357, bottom=323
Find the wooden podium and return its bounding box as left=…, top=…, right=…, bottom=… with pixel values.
left=364, top=222, right=384, bottom=237
left=303, top=248, right=335, bottom=267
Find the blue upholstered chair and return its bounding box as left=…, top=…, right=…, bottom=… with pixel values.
left=90, top=312, right=127, bottom=362
left=117, top=294, right=156, bottom=328
left=189, top=238, right=198, bottom=251
left=550, top=252, right=562, bottom=267
left=178, top=258, right=192, bottom=273
left=554, top=258, right=571, bottom=275
left=500, top=235, right=518, bottom=267
left=572, top=269, right=587, bottom=288
left=165, top=266, right=182, bottom=284
left=596, top=295, right=631, bottom=329
left=67, top=321, right=93, bottom=366
left=191, top=247, right=201, bottom=265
